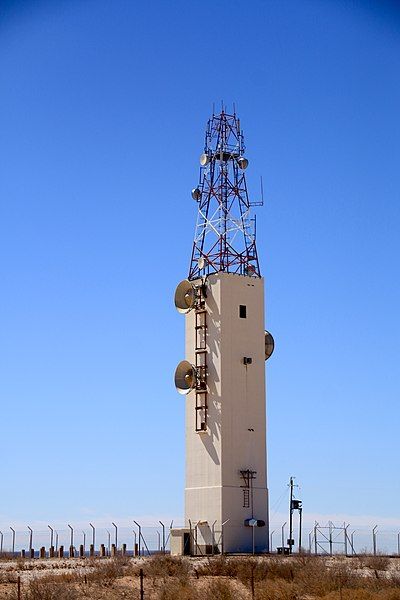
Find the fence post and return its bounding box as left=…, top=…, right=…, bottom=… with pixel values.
left=314, top=524, right=318, bottom=555
left=159, top=521, right=166, bottom=554
left=10, top=527, right=16, bottom=557
left=133, top=521, right=141, bottom=557
left=112, top=522, right=118, bottom=550
left=68, top=525, right=74, bottom=555
left=372, top=525, right=378, bottom=556
left=28, top=527, right=33, bottom=555
left=140, top=568, right=144, bottom=600
left=89, top=523, right=95, bottom=552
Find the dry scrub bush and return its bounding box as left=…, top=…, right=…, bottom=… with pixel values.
left=196, top=556, right=238, bottom=578
left=323, top=588, right=400, bottom=600
left=156, top=579, right=200, bottom=600
left=197, top=556, right=266, bottom=580
left=232, top=557, right=269, bottom=585
left=38, top=572, right=81, bottom=585
left=8, top=578, right=79, bottom=600
left=231, top=555, right=363, bottom=598
left=357, top=554, right=391, bottom=572
left=144, top=555, right=191, bottom=583
left=206, top=578, right=248, bottom=600
left=294, top=558, right=361, bottom=596
left=197, top=556, right=315, bottom=587
left=87, top=556, right=127, bottom=585
left=255, top=579, right=299, bottom=600
left=0, top=571, right=18, bottom=584
left=15, top=557, right=26, bottom=572
left=77, top=582, right=136, bottom=600
left=0, top=553, right=14, bottom=562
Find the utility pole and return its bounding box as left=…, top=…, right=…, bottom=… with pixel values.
left=298, top=505, right=303, bottom=551
left=288, top=476, right=302, bottom=553
left=289, top=477, right=294, bottom=553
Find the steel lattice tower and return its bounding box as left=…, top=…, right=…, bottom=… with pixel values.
left=189, top=110, right=261, bottom=281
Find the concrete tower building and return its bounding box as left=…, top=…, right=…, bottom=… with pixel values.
left=172, top=111, right=274, bottom=555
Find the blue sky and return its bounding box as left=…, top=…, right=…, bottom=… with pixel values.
left=0, top=0, right=399, bottom=534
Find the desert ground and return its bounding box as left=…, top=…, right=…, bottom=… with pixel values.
left=1, top=553, right=400, bottom=599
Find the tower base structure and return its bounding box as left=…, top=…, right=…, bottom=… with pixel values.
left=177, top=272, right=269, bottom=554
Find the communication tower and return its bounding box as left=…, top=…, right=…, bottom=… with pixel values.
left=172, top=109, right=274, bottom=555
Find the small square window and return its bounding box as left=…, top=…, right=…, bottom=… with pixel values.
left=239, top=305, right=247, bottom=318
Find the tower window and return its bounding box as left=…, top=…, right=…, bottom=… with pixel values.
left=239, top=305, right=247, bottom=318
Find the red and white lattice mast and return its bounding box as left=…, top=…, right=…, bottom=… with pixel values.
left=189, top=110, right=261, bottom=280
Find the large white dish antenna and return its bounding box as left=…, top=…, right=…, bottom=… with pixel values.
left=265, top=331, right=275, bottom=360
left=175, top=360, right=197, bottom=394
left=174, top=279, right=197, bottom=314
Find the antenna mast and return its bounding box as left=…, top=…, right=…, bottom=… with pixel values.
left=189, top=110, right=261, bottom=280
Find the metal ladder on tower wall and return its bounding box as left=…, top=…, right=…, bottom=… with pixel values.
left=194, top=289, right=207, bottom=432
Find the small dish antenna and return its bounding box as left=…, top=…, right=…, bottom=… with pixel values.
left=191, top=188, right=201, bottom=201
left=199, top=153, right=210, bottom=166
left=245, top=264, right=256, bottom=275
left=237, top=156, right=248, bottom=170
left=198, top=257, right=206, bottom=270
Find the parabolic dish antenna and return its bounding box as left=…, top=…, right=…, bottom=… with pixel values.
left=174, top=279, right=197, bottom=314
left=199, top=153, right=210, bottom=166
left=175, top=360, right=197, bottom=394
left=265, top=331, right=275, bottom=361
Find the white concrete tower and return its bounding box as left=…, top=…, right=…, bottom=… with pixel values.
left=173, top=110, right=274, bottom=555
